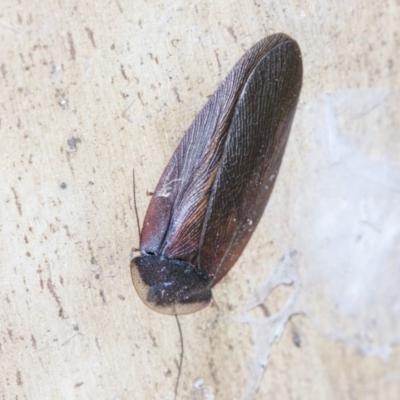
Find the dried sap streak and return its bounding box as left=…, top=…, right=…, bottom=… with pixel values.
left=131, top=33, right=303, bottom=315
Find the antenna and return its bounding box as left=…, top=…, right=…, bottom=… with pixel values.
left=132, top=169, right=141, bottom=242
left=174, top=315, right=184, bottom=400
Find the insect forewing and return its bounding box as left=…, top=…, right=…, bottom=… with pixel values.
left=200, top=35, right=303, bottom=283
left=139, top=33, right=302, bottom=287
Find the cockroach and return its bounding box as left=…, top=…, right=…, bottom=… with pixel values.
left=131, top=33, right=303, bottom=315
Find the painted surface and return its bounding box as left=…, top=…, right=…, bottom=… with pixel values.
left=1, top=1, right=399, bottom=399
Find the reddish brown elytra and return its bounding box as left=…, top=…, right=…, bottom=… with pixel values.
left=131, top=33, right=303, bottom=315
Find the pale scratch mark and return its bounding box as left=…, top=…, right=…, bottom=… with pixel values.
left=61, top=332, right=82, bottom=346
left=0, top=20, right=19, bottom=33
left=157, top=179, right=182, bottom=198
left=102, top=272, right=117, bottom=278
left=122, top=100, right=135, bottom=121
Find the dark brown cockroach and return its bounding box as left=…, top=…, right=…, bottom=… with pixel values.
left=131, top=33, right=303, bottom=315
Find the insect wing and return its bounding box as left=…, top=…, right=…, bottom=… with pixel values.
left=139, top=33, right=302, bottom=285
left=200, top=35, right=303, bottom=283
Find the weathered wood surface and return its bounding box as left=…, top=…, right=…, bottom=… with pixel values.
left=1, top=1, right=399, bottom=399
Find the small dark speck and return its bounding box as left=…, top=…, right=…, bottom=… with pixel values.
left=258, top=304, right=270, bottom=318
left=26, top=252, right=31, bottom=257
left=95, top=274, right=100, bottom=280
left=73, top=324, right=79, bottom=331
left=148, top=331, right=157, bottom=347
left=292, top=330, right=301, bottom=347
left=88, top=181, right=94, bottom=185
left=11, top=187, right=22, bottom=216
left=67, top=32, right=76, bottom=60
left=67, top=136, right=81, bottom=150
left=47, top=278, right=65, bottom=319
left=60, top=182, right=67, bottom=189
left=120, top=64, right=129, bottom=81
left=1, top=64, right=7, bottom=79
left=84, top=27, right=96, bottom=48
left=74, top=382, right=84, bottom=388
left=31, top=335, right=37, bottom=349
left=227, top=27, right=237, bottom=41
left=118, top=294, right=126, bottom=301
left=16, top=370, right=22, bottom=386
left=173, top=87, right=181, bottom=102
left=99, top=289, right=106, bottom=304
